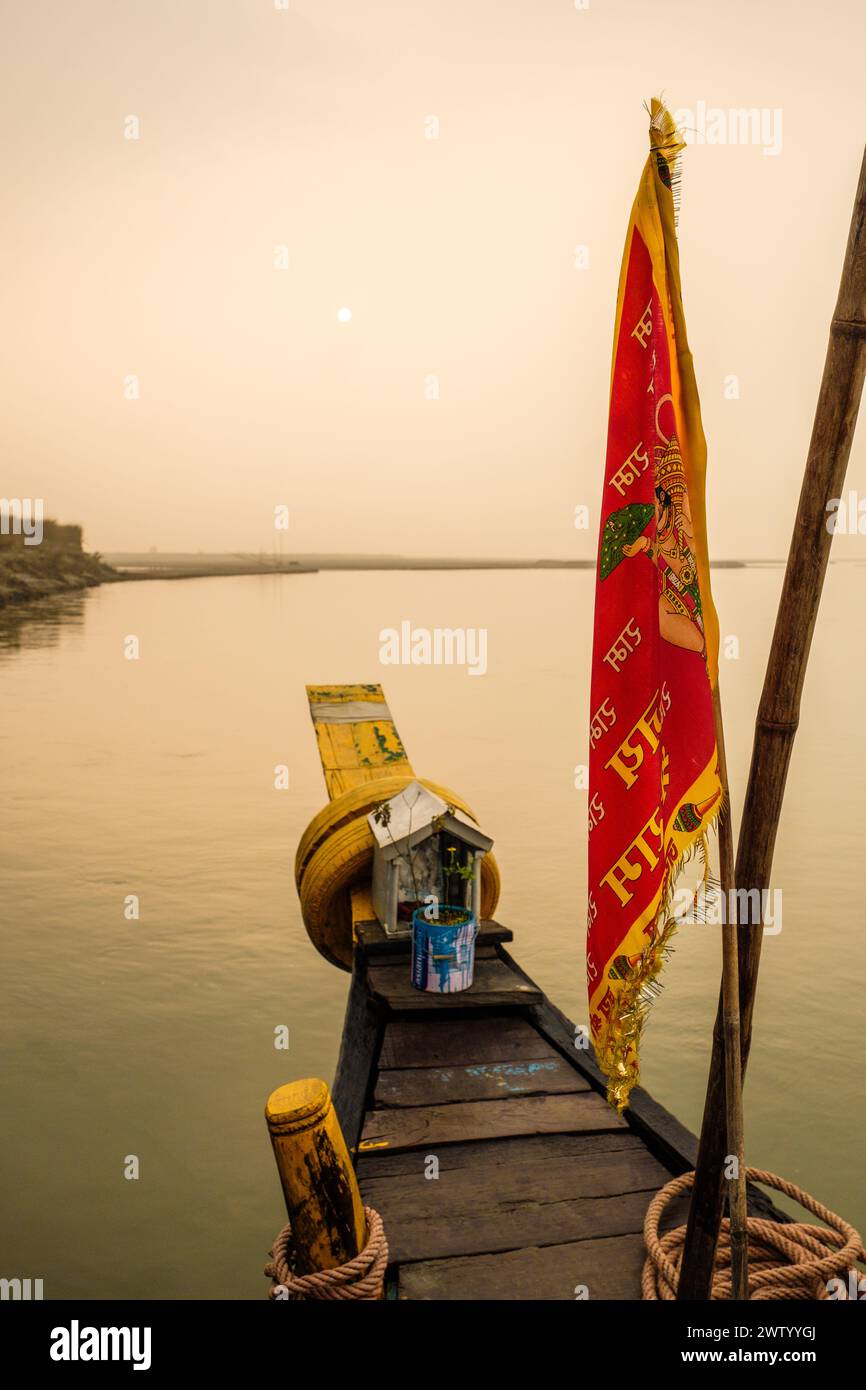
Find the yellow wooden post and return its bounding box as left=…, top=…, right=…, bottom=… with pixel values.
left=265, top=1078, right=367, bottom=1275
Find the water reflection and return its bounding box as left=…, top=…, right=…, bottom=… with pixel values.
left=0, top=591, right=89, bottom=654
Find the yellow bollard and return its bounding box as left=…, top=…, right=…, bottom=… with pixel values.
left=265, top=1078, right=368, bottom=1275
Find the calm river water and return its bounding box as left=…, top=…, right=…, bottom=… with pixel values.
left=2, top=566, right=864, bottom=1298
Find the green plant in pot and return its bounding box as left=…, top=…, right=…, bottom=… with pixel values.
left=439, top=842, right=476, bottom=923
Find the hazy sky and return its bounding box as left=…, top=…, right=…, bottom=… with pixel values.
left=2, top=0, right=864, bottom=558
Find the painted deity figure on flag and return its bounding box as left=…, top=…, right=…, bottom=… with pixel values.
left=616, top=437, right=706, bottom=656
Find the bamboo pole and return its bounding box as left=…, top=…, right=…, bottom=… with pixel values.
left=678, top=145, right=866, bottom=1300
left=713, top=685, right=749, bottom=1299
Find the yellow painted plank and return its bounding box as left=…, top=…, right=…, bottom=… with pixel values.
left=323, top=768, right=352, bottom=799
left=352, top=719, right=408, bottom=769
left=307, top=683, right=385, bottom=705
left=313, top=720, right=410, bottom=776
left=307, top=684, right=412, bottom=801
left=323, top=768, right=358, bottom=799
left=314, top=721, right=359, bottom=771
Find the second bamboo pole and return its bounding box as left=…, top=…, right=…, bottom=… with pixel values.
left=713, top=685, right=748, bottom=1299
left=678, top=144, right=866, bottom=1301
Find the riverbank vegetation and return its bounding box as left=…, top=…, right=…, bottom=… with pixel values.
left=0, top=527, right=119, bottom=608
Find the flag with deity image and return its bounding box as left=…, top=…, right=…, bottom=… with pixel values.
left=587, top=100, right=723, bottom=1111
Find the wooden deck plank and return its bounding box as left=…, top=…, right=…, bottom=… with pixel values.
left=366, top=1187, right=657, bottom=1265
left=359, top=1146, right=668, bottom=1263
left=361, top=1143, right=667, bottom=1210
left=378, top=1016, right=559, bottom=1070
left=374, top=1057, right=590, bottom=1107
left=356, top=1130, right=646, bottom=1179
left=367, top=957, right=542, bottom=1010
left=359, top=1091, right=627, bottom=1152
left=398, top=1233, right=647, bottom=1301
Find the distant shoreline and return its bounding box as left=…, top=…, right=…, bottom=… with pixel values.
left=3, top=550, right=817, bottom=612
left=103, top=552, right=753, bottom=577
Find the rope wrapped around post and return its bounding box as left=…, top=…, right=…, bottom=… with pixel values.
left=643, top=1168, right=866, bottom=1300
left=265, top=1205, right=389, bottom=1300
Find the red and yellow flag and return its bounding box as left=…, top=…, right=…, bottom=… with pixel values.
left=588, top=101, right=722, bottom=1111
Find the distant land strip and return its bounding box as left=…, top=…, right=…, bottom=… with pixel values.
left=6, top=547, right=832, bottom=611
left=103, top=552, right=754, bottom=576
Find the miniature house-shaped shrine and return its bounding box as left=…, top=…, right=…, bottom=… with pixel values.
left=367, top=780, right=494, bottom=937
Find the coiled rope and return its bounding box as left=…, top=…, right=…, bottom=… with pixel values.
left=643, top=1168, right=866, bottom=1300
left=264, top=1206, right=389, bottom=1300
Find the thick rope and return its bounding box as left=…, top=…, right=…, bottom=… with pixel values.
left=264, top=1206, right=388, bottom=1300
left=643, top=1168, right=866, bottom=1300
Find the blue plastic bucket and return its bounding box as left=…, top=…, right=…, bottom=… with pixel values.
left=410, top=907, right=478, bottom=994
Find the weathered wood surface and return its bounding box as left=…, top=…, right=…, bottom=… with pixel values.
left=361, top=1141, right=665, bottom=1207
left=357, top=1130, right=645, bottom=1178
left=367, top=956, right=542, bottom=1010
left=378, top=1016, right=559, bottom=1070
left=352, top=944, right=661, bottom=1298
left=374, top=1188, right=656, bottom=1267
left=359, top=1090, right=626, bottom=1152
left=374, top=1057, right=589, bottom=1107
left=359, top=1144, right=668, bottom=1263
left=399, top=1233, right=648, bottom=1301
left=340, top=933, right=792, bottom=1298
